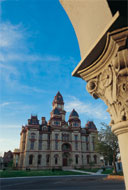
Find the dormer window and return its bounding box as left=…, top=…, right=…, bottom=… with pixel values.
left=32, top=120, right=37, bottom=124
left=73, top=122, right=78, bottom=127
left=43, top=126, right=47, bottom=130
left=54, top=121, right=60, bottom=126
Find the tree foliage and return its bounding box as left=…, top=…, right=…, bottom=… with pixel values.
left=95, top=123, right=119, bottom=174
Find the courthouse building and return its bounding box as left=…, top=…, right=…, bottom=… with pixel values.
left=13, top=92, right=101, bottom=170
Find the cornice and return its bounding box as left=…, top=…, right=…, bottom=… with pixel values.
left=78, top=27, right=128, bottom=81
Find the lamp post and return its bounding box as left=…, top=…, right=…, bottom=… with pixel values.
left=60, top=0, right=128, bottom=188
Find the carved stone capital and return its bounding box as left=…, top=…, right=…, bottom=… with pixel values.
left=86, top=48, right=128, bottom=126
left=79, top=27, right=128, bottom=135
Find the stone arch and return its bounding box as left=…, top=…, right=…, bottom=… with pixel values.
left=62, top=143, right=72, bottom=151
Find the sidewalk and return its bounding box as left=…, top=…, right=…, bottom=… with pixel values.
left=63, top=169, right=104, bottom=175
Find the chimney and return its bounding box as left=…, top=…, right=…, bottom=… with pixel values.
left=41, top=117, right=46, bottom=125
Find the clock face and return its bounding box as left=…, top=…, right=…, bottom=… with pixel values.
left=58, top=105, right=61, bottom=108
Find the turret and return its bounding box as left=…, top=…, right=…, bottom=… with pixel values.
left=51, top=92, right=66, bottom=122
left=85, top=121, right=97, bottom=132
left=52, top=91, right=64, bottom=109
left=68, top=109, right=81, bottom=127
left=28, top=115, right=39, bottom=125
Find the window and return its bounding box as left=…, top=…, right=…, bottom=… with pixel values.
left=62, top=134, right=69, bottom=142
left=74, top=135, right=78, bottom=141
left=47, top=141, right=50, bottom=150
left=75, top=142, right=78, bottom=150
left=46, top=155, right=50, bottom=165
left=54, top=121, right=60, bottom=126
left=47, top=134, right=50, bottom=150
left=38, top=155, right=42, bottom=165
left=55, top=157, right=58, bottom=165
left=57, top=104, right=61, bottom=108
left=54, top=155, right=58, bottom=165
left=86, top=143, right=89, bottom=151
left=31, top=133, right=35, bottom=139
left=87, top=155, right=90, bottom=164
left=86, top=136, right=89, bottom=143
left=75, top=155, right=78, bottom=164
left=55, top=134, right=58, bottom=150
left=39, top=134, right=42, bottom=140
left=62, top=143, right=71, bottom=151
left=29, top=155, right=33, bottom=165
left=38, top=141, right=42, bottom=150
left=32, top=120, right=37, bottom=124
left=92, top=137, right=95, bottom=151
left=73, top=122, right=78, bottom=127
left=55, top=141, right=58, bottom=150
left=47, top=134, right=50, bottom=140
left=30, top=141, right=34, bottom=150
left=94, top=155, right=97, bottom=164
left=55, top=134, right=58, bottom=140
left=86, top=136, right=89, bottom=151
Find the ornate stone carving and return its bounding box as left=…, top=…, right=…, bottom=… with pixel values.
left=86, top=49, right=128, bottom=126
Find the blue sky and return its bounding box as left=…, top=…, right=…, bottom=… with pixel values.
left=0, top=0, right=110, bottom=156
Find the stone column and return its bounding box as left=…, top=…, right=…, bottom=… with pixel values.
left=78, top=27, right=128, bottom=188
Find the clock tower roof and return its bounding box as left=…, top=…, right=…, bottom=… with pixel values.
left=52, top=91, right=64, bottom=105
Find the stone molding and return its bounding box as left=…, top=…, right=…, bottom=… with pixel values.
left=79, top=27, right=128, bottom=135
left=112, top=121, right=128, bottom=136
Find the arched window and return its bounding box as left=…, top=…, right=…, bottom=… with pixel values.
left=75, top=155, right=79, bottom=164
left=54, top=154, right=58, bottom=165
left=73, top=122, right=78, bottom=127
left=29, top=155, right=33, bottom=165
left=94, top=155, right=97, bottom=164
left=62, top=143, right=71, bottom=151
left=87, top=155, right=90, bottom=164
left=38, top=155, right=42, bottom=165
left=31, top=133, right=36, bottom=139
left=46, top=154, right=50, bottom=165
left=55, top=157, right=58, bottom=165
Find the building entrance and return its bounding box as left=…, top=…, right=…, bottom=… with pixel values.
left=62, top=152, right=71, bottom=166
left=63, top=158, right=67, bottom=166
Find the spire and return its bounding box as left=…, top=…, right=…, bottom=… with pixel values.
left=68, top=109, right=81, bottom=127
left=69, top=109, right=79, bottom=118
left=52, top=91, right=64, bottom=106
left=85, top=121, right=97, bottom=131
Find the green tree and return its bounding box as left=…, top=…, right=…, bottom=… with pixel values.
left=95, top=123, right=119, bottom=174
